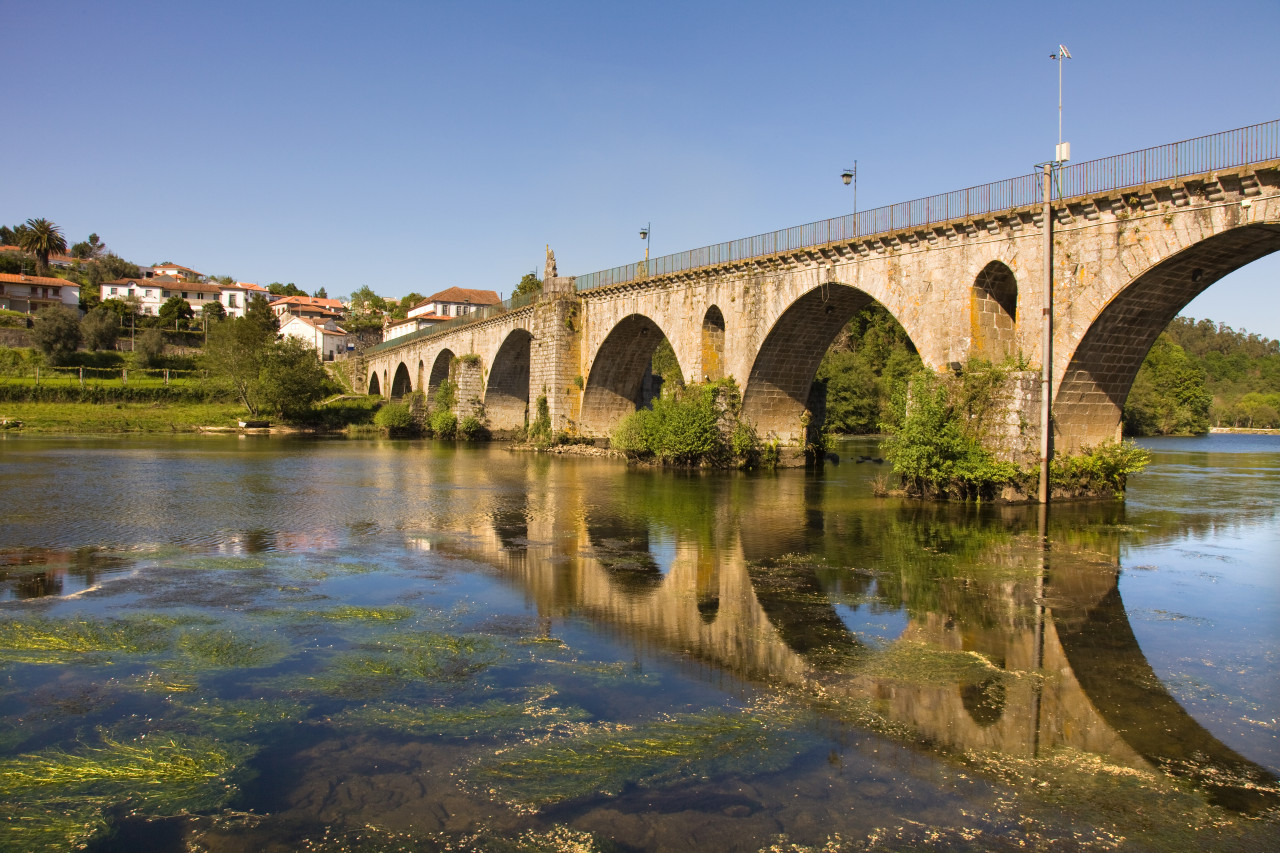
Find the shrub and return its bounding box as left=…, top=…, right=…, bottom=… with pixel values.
left=1049, top=440, right=1151, bottom=497
left=132, top=329, right=166, bottom=368
left=374, top=402, right=413, bottom=432
left=527, top=395, right=552, bottom=447
left=30, top=306, right=81, bottom=366
left=431, top=409, right=458, bottom=439
left=81, top=308, right=118, bottom=352
left=459, top=415, right=487, bottom=440
left=0, top=309, right=28, bottom=329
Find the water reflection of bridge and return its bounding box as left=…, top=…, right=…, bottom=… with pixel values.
left=419, top=456, right=1277, bottom=812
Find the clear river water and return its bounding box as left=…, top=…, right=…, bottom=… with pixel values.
left=0, top=433, right=1276, bottom=852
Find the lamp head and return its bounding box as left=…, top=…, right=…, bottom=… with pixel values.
left=841, top=170, right=853, bottom=186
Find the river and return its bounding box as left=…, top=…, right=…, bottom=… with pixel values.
left=0, top=433, right=1276, bottom=852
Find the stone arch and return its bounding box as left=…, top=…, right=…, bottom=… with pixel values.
left=741, top=284, right=892, bottom=442
left=427, top=349, right=455, bottom=401
left=970, top=260, right=1018, bottom=361
left=391, top=362, right=412, bottom=398
left=367, top=370, right=382, bottom=396
left=486, top=329, right=533, bottom=431
left=701, top=305, right=726, bottom=382
left=580, top=314, right=677, bottom=436
left=1055, top=223, right=1280, bottom=451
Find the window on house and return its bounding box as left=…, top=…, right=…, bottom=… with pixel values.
left=162, top=291, right=169, bottom=298
left=228, top=295, right=237, bottom=307
left=182, top=292, right=189, bottom=299
left=109, top=287, right=118, bottom=295
left=145, top=289, right=152, bottom=297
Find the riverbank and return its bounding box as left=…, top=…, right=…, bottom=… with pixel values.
left=1210, top=426, right=1280, bottom=435
left=0, top=397, right=379, bottom=434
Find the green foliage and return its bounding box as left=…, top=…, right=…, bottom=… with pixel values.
left=881, top=367, right=1020, bottom=500
left=432, top=378, right=458, bottom=411
left=257, top=337, right=335, bottom=420
left=15, top=218, right=67, bottom=276
left=459, top=414, right=487, bottom=440
left=1151, top=315, right=1280, bottom=429
left=431, top=408, right=458, bottom=439
left=80, top=306, right=117, bottom=351
left=243, top=293, right=280, bottom=334
left=157, top=295, right=195, bottom=329
left=650, top=337, right=684, bottom=393
left=1049, top=440, right=1151, bottom=497
left=267, top=281, right=305, bottom=297
left=374, top=401, right=413, bottom=432
left=0, top=309, right=27, bottom=329
left=610, top=380, right=756, bottom=467
left=514, top=272, right=542, bottom=298
left=348, top=284, right=387, bottom=313
left=814, top=304, right=922, bottom=434
left=528, top=394, right=552, bottom=447
left=132, top=328, right=166, bottom=368
left=201, top=300, right=227, bottom=321
left=29, top=305, right=81, bottom=365
left=1123, top=335, right=1211, bottom=436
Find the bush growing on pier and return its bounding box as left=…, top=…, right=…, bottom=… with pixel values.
left=611, top=379, right=774, bottom=468
left=374, top=401, right=412, bottom=433
left=882, top=361, right=1151, bottom=501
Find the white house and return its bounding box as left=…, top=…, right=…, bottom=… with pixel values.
left=147, top=263, right=205, bottom=282
left=0, top=274, right=81, bottom=312
left=409, top=287, right=501, bottom=320
left=280, top=314, right=348, bottom=360
left=102, top=277, right=225, bottom=317
left=382, top=312, right=447, bottom=342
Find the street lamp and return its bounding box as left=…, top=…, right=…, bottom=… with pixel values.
left=840, top=162, right=857, bottom=221
left=639, top=223, right=650, bottom=263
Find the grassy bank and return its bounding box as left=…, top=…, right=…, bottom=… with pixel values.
left=0, top=401, right=251, bottom=433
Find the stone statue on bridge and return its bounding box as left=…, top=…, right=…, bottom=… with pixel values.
left=545, top=245, right=557, bottom=282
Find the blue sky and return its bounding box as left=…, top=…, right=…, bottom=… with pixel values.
left=5, top=0, right=1278, bottom=338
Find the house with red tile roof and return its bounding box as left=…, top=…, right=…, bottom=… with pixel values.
left=0, top=274, right=81, bottom=313
left=408, top=287, right=500, bottom=320
left=148, top=263, right=205, bottom=282
left=383, top=312, right=448, bottom=342
left=270, top=295, right=345, bottom=323
left=102, top=278, right=223, bottom=317
left=280, top=314, right=348, bottom=360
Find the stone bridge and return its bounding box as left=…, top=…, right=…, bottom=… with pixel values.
left=362, top=122, right=1280, bottom=454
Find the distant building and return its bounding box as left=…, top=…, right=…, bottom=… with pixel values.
left=270, top=295, right=346, bottom=323
left=383, top=312, right=448, bottom=342
left=280, top=314, right=348, bottom=360
left=102, top=278, right=223, bottom=316
left=409, top=287, right=501, bottom=320
left=147, top=263, right=205, bottom=282
left=0, top=274, right=81, bottom=313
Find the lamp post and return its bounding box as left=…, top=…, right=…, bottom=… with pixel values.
left=840, top=162, right=857, bottom=223
left=639, top=223, right=650, bottom=262
left=1039, top=45, right=1072, bottom=505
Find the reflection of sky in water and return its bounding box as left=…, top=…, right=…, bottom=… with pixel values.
left=832, top=596, right=909, bottom=649
left=648, top=527, right=677, bottom=576
left=1122, top=436, right=1280, bottom=774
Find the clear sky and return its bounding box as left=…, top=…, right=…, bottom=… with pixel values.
left=5, top=0, right=1278, bottom=339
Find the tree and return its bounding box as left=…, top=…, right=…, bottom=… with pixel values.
left=204, top=315, right=329, bottom=420
left=244, top=293, right=280, bottom=335
left=69, top=233, right=106, bottom=261
left=16, top=218, right=68, bottom=276
left=257, top=337, right=332, bottom=419
left=514, top=272, right=542, bottom=299
left=81, top=306, right=119, bottom=351
left=30, top=305, right=82, bottom=365
left=201, top=301, right=227, bottom=322
left=158, top=295, right=195, bottom=329
left=1123, top=335, right=1211, bottom=436
left=349, top=285, right=387, bottom=313
left=314, top=287, right=328, bottom=299
left=133, top=328, right=166, bottom=367
left=88, top=253, right=143, bottom=285
left=267, top=281, right=305, bottom=297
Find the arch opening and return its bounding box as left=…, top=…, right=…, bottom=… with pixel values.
left=701, top=305, right=726, bottom=382
left=742, top=284, right=915, bottom=443
left=367, top=371, right=381, bottom=396
left=427, top=349, right=456, bottom=403
left=391, top=362, right=412, bottom=398
left=971, top=261, right=1018, bottom=361
left=1056, top=223, right=1280, bottom=451
left=486, top=330, right=533, bottom=432
left=580, top=315, right=678, bottom=436
left=417, top=359, right=424, bottom=392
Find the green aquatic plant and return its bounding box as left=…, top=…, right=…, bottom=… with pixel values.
left=469, top=700, right=811, bottom=810
left=334, top=696, right=589, bottom=740
left=0, top=616, right=169, bottom=665
left=295, top=823, right=610, bottom=853
left=861, top=639, right=1007, bottom=687
left=176, top=627, right=286, bottom=669
left=308, top=604, right=415, bottom=622
left=166, top=697, right=308, bottom=738
left=0, top=732, right=255, bottom=852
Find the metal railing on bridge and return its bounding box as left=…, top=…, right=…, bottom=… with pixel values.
left=574, top=119, right=1279, bottom=291
left=369, top=119, right=1278, bottom=351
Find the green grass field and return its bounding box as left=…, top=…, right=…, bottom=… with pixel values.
left=0, top=401, right=250, bottom=433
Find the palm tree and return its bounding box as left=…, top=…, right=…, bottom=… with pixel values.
left=17, top=218, right=68, bottom=276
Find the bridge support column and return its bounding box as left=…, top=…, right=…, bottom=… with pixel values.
left=452, top=358, right=485, bottom=420
left=530, top=288, right=583, bottom=434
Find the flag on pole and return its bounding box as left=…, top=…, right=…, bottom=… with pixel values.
left=1059, top=45, right=1072, bottom=58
